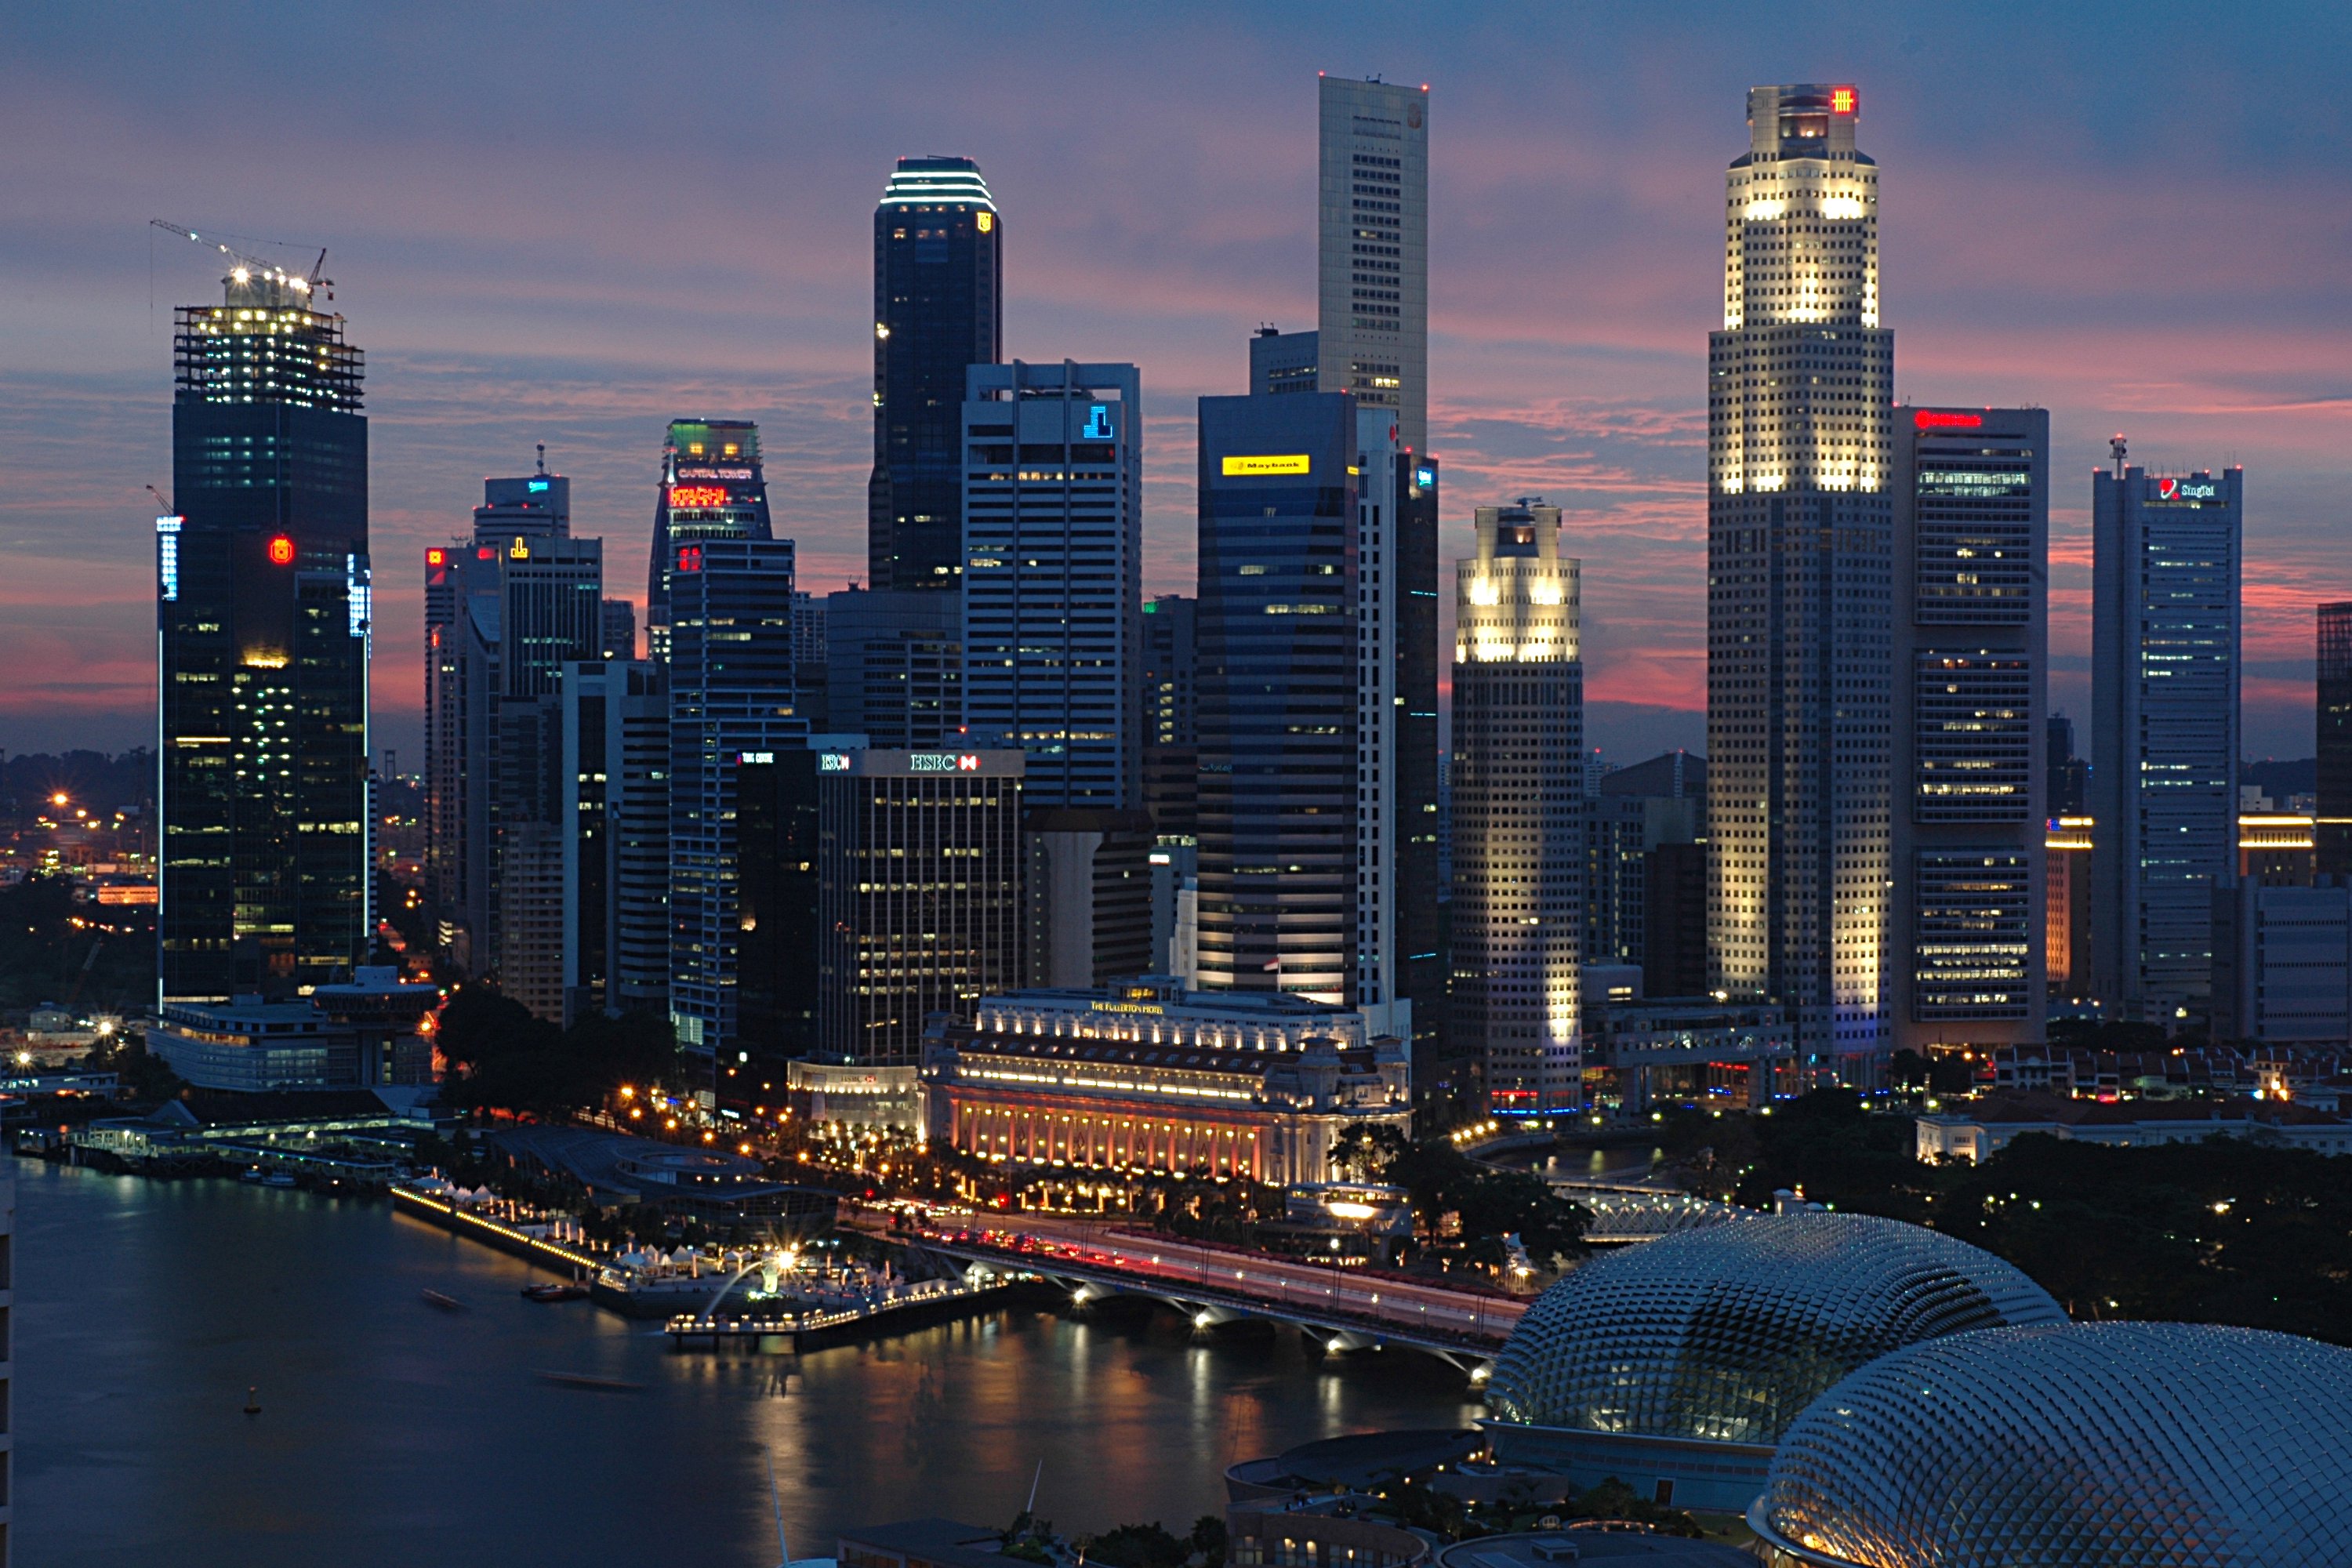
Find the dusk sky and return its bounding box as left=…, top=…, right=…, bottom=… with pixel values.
left=3, top=2, right=2346, bottom=764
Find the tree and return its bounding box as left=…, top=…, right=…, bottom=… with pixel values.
left=1330, top=1123, right=1410, bottom=1182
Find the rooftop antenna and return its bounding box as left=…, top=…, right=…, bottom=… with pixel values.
left=2110, top=434, right=2129, bottom=478
left=536, top=443, right=546, bottom=476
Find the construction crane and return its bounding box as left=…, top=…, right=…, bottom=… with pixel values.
left=150, top=220, right=332, bottom=301
left=146, top=484, right=173, bottom=516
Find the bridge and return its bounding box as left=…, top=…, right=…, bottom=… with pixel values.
left=855, top=1205, right=1527, bottom=1375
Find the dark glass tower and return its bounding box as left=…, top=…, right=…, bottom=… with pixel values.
left=2319, top=604, right=2352, bottom=877
left=870, top=157, right=1000, bottom=592
left=644, top=419, right=771, bottom=663
left=160, top=262, right=368, bottom=1003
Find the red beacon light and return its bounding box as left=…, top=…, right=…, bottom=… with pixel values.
left=267, top=535, right=296, bottom=565
left=1830, top=86, right=1857, bottom=115
left=426, top=547, right=446, bottom=566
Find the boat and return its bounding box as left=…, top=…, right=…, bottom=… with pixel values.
left=261, top=1171, right=298, bottom=1189
left=421, top=1289, right=470, bottom=1312
left=536, top=1370, right=641, bottom=1392
left=238, top=1168, right=266, bottom=1184
left=521, top=1282, right=589, bottom=1303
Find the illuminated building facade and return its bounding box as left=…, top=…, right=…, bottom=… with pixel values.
left=644, top=419, right=771, bottom=663
left=921, top=978, right=1410, bottom=1184
left=2318, top=602, right=2352, bottom=877
left=667, top=537, right=806, bottom=1066
left=161, top=263, right=370, bottom=1003
left=815, top=747, right=1025, bottom=1068
left=2045, top=816, right=2092, bottom=1001
left=1706, top=82, right=1894, bottom=1083
left=1451, top=501, right=1584, bottom=1116
left=2090, top=459, right=2241, bottom=1025
left=872, top=156, right=1001, bottom=593
left=1195, top=392, right=1359, bottom=1004
left=1890, top=408, right=2049, bottom=1054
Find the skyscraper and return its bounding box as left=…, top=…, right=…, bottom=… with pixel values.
left=2318, top=603, right=2352, bottom=877
left=2091, top=453, right=2243, bottom=1025
left=644, top=419, right=771, bottom=663
left=1142, top=593, right=1200, bottom=839
left=160, top=258, right=369, bottom=1003
left=825, top=587, right=961, bottom=746
left=1450, top=501, right=1583, bottom=1117
left=1196, top=390, right=1359, bottom=1003
left=561, top=657, right=668, bottom=1024
left=667, top=536, right=805, bottom=1067
left=1317, top=75, right=1427, bottom=454
left=872, top=156, right=1002, bottom=593
left=1705, top=82, right=1894, bottom=1084
left=1890, top=407, right=2049, bottom=1056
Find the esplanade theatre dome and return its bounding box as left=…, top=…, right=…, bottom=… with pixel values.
left=1486, top=1211, right=2063, bottom=1442
left=1751, top=1321, right=2352, bottom=1567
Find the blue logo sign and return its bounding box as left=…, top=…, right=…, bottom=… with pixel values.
left=528, top=479, right=550, bottom=492
left=1414, top=466, right=1436, bottom=488
left=1081, top=405, right=1114, bottom=441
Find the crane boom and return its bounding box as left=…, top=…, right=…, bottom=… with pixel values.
left=150, top=220, right=331, bottom=299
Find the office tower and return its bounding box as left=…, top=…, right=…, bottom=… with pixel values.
left=734, top=751, right=822, bottom=1058
left=2318, top=604, right=2352, bottom=877
left=601, top=598, right=637, bottom=661
left=790, top=591, right=828, bottom=731
left=1643, top=842, right=1709, bottom=999
left=1705, top=82, right=1894, bottom=1084
left=1196, top=391, right=1359, bottom=1002
left=2213, top=881, right=2352, bottom=1044
left=963, top=361, right=1150, bottom=985
left=871, top=155, right=1001, bottom=593
left=2045, top=815, right=2093, bottom=1001
left=667, top=537, right=806, bottom=1067
left=1450, top=501, right=1583, bottom=1117
left=1250, top=326, right=1321, bottom=396
left=1891, top=407, right=2049, bottom=1056
left=561, top=659, right=668, bottom=1024
left=2045, top=712, right=2088, bottom=817
left=644, top=419, right=771, bottom=662
left=1586, top=752, right=1706, bottom=967
left=826, top=587, right=960, bottom=746
left=1142, top=593, right=1199, bottom=838
left=1318, top=75, right=1427, bottom=454
left=2091, top=453, right=2242, bottom=1025
left=423, top=474, right=602, bottom=1006
left=815, top=746, right=1025, bottom=1065
left=160, top=259, right=369, bottom=1003
left=1352, top=409, right=1406, bottom=1035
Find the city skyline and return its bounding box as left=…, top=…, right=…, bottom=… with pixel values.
left=4, top=5, right=2347, bottom=767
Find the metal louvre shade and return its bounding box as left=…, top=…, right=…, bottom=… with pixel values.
left=1484, top=1213, right=2064, bottom=1444
left=1755, top=1321, right=2352, bottom=1566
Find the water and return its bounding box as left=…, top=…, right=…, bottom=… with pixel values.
left=16, top=1162, right=1483, bottom=1567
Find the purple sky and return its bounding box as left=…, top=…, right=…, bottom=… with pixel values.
left=3, top=2, right=2346, bottom=765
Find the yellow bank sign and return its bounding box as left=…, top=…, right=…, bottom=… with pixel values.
left=1221, top=453, right=1312, bottom=477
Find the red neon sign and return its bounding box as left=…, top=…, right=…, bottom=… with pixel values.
left=669, top=485, right=729, bottom=508
left=1914, top=410, right=1984, bottom=430
left=677, top=544, right=703, bottom=574
left=476, top=546, right=496, bottom=560
left=957, top=754, right=980, bottom=771
left=267, top=535, right=296, bottom=565
left=1830, top=86, right=1857, bottom=115
left=426, top=547, right=445, bottom=566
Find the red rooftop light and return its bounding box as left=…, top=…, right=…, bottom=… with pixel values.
left=426, top=547, right=445, bottom=566
left=267, top=534, right=296, bottom=565
left=1915, top=410, right=1984, bottom=430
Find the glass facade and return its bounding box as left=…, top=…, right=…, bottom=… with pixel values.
left=2317, top=602, right=2352, bottom=877
left=871, top=156, right=1000, bottom=593
left=162, top=274, right=370, bottom=1003
left=1754, top=1322, right=2352, bottom=1567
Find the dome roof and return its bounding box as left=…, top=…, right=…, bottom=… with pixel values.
left=1753, top=1322, right=2352, bottom=1567
left=1484, top=1212, right=2064, bottom=1446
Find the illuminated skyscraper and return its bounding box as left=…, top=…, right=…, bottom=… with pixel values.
left=1889, top=408, right=2049, bottom=1055
left=644, top=419, right=771, bottom=663
left=872, top=156, right=1001, bottom=593
left=2091, top=454, right=2242, bottom=1025
left=1705, top=83, right=1894, bottom=1083
left=2318, top=602, right=2352, bottom=877
left=160, top=259, right=369, bottom=1003
left=1450, top=501, right=1583, bottom=1117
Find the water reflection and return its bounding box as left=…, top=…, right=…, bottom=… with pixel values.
left=18, top=1164, right=1481, bottom=1567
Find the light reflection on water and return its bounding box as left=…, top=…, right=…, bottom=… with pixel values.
left=16, top=1163, right=1482, bottom=1567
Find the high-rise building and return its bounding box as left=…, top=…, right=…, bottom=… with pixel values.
left=2318, top=603, right=2352, bottom=877
left=644, top=419, right=771, bottom=663
left=1317, top=75, right=1427, bottom=455
left=1352, top=409, right=1407, bottom=1037
left=601, top=597, right=637, bottom=662
left=1196, top=391, right=1359, bottom=1003
left=1891, top=407, right=2049, bottom=1056
left=423, top=474, right=602, bottom=1007
left=1142, top=593, right=1200, bottom=839
left=161, top=260, right=369, bottom=1003
left=1643, top=841, right=1709, bottom=1000
left=733, top=750, right=824, bottom=1061
left=561, top=658, right=669, bottom=1025
left=789, top=591, right=828, bottom=733
left=667, top=536, right=806, bottom=1068
left=815, top=746, right=1026, bottom=1066
left=1450, top=501, right=1584, bottom=1118
left=2046, top=712, right=2088, bottom=817
left=2045, top=815, right=2093, bottom=1003
left=825, top=587, right=960, bottom=746
left=1586, top=753, right=1706, bottom=971
left=2091, top=454, right=2243, bottom=1025
left=871, top=156, right=1002, bottom=593
left=1250, top=326, right=1321, bottom=397
left=1705, top=82, right=1895, bottom=1085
